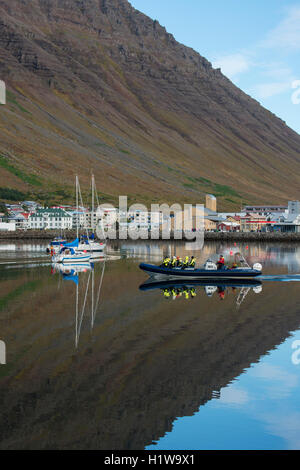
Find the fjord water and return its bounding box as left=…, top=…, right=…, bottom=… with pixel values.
left=0, top=241, right=299, bottom=450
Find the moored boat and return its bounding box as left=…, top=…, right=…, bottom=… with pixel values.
left=52, top=246, right=91, bottom=264
left=46, top=237, right=67, bottom=253
left=77, top=235, right=105, bottom=253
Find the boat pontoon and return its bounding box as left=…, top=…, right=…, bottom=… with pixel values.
left=139, top=258, right=262, bottom=280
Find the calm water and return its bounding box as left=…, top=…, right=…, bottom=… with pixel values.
left=0, top=240, right=299, bottom=450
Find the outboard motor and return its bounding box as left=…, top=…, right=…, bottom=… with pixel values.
left=253, top=285, right=263, bottom=294
left=205, top=285, right=218, bottom=297
left=204, top=260, right=217, bottom=270
left=253, top=263, right=262, bottom=272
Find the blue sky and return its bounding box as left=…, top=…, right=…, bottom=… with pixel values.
left=130, top=0, right=300, bottom=134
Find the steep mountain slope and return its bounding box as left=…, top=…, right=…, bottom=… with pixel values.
left=0, top=0, right=299, bottom=208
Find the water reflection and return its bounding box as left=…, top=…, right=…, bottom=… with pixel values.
left=0, top=241, right=299, bottom=449
left=52, top=260, right=106, bottom=348
left=140, top=278, right=262, bottom=307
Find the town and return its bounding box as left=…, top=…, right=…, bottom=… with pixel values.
left=0, top=194, right=299, bottom=234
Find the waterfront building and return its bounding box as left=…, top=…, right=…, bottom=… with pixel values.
left=240, top=213, right=268, bottom=232
left=242, top=204, right=287, bottom=215
left=28, top=208, right=72, bottom=230
left=271, top=216, right=300, bottom=233
left=218, top=218, right=240, bottom=232
left=8, top=212, right=29, bottom=230
left=126, top=210, right=161, bottom=231
left=206, top=194, right=217, bottom=212
left=0, top=222, right=16, bottom=231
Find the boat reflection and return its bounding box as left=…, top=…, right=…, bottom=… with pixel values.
left=140, top=278, right=262, bottom=306
left=52, top=259, right=106, bottom=347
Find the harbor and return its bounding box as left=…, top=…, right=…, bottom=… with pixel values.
left=1, top=229, right=300, bottom=243
left=0, top=240, right=300, bottom=449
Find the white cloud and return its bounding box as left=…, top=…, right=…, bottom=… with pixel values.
left=218, top=385, right=250, bottom=406
left=250, top=62, right=295, bottom=99
left=262, top=412, right=300, bottom=450
left=250, top=363, right=298, bottom=398
left=263, top=5, right=300, bottom=50
left=253, top=81, right=292, bottom=99
left=213, top=53, right=251, bottom=79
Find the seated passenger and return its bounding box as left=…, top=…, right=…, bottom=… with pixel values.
left=189, top=256, right=196, bottom=268
left=171, top=256, right=177, bottom=268
left=217, top=255, right=225, bottom=270
left=182, top=256, right=190, bottom=269
left=162, top=257, right=171, bottom=268
left=163, top=288, right=171, bottom=299
left=176, top=256, right=182, bottom=267
left=190, top=288, right=197, bottom=298
left=231, top=262, right=238, bottom=269
left=182, top=288, right=190, bottom=300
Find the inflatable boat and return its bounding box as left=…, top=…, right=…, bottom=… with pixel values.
left=139, top=278, right=262, bottom=291
left=139, top=259, right=262, bottom=280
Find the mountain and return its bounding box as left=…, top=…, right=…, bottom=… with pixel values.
left=0, top=0, right=300, bottom=209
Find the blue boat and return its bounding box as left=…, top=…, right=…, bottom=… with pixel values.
left=139, top=278, right=262, bottom=291
left=139, top=260, right=262, bottom=280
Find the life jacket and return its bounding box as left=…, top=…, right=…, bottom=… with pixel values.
left=189, top=258, right=196, bottom=267
left=163, top=289, right=171, bottom=298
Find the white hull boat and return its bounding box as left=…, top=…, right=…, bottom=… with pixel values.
left=77, top=240, right=106, bottom=253
left=52, top=247, right=91, bottom=264
left=53, top=253, right=91, bottom=264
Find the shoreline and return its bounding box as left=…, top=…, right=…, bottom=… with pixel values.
left=0, top=230, right=300, bottom=243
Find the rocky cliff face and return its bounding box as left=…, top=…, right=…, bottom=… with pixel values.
left=0, top=0, right=299, bottom=207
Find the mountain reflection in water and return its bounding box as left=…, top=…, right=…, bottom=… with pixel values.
left=0, top=241, right=299, bottom=449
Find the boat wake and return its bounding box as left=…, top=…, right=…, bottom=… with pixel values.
left=259, top=274, right=300, bottom=282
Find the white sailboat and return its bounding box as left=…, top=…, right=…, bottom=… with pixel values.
left=76, top=174, right=106, bottom=255
left=52, top=176, right=91, bottom=264
left=52, top=246, right=91, bottom=264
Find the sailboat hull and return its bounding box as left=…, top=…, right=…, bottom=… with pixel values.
left=52, top=254, right=91, bottom=264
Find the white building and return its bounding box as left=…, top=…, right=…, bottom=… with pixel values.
left=269, top=201, right=300, bottom=233
left=288, top=201, right=300, bottom=217
left=125, top=210, right=161, bottom=230
left=0, top=222, right=16, bottom=231
left=8, top=212, right=29, bottom=230
left=28, top=208, right=72, bottom=230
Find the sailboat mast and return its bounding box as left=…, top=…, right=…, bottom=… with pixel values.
left=76, top=175, right=79, bottom=240
left=92, top=174, right=95, bottom=230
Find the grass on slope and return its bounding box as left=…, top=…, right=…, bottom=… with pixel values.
left=0, top=155, right=42, bottom=187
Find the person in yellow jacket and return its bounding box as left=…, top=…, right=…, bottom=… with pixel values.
left=189, top=256, right=196, bottom=268
left=162, top=257, right=171, bottom=268
left=183, top=288, right=190, bottom=299
left=163, top=288, right=171, bottom=299
left=190, top=288, right=197, bottom=298
left=182, top=256, right=190, bottom=269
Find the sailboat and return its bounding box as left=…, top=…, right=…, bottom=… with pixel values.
left=76, top=174, right=106, bottom=256
left=52, top=176, right=91, bottom=264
